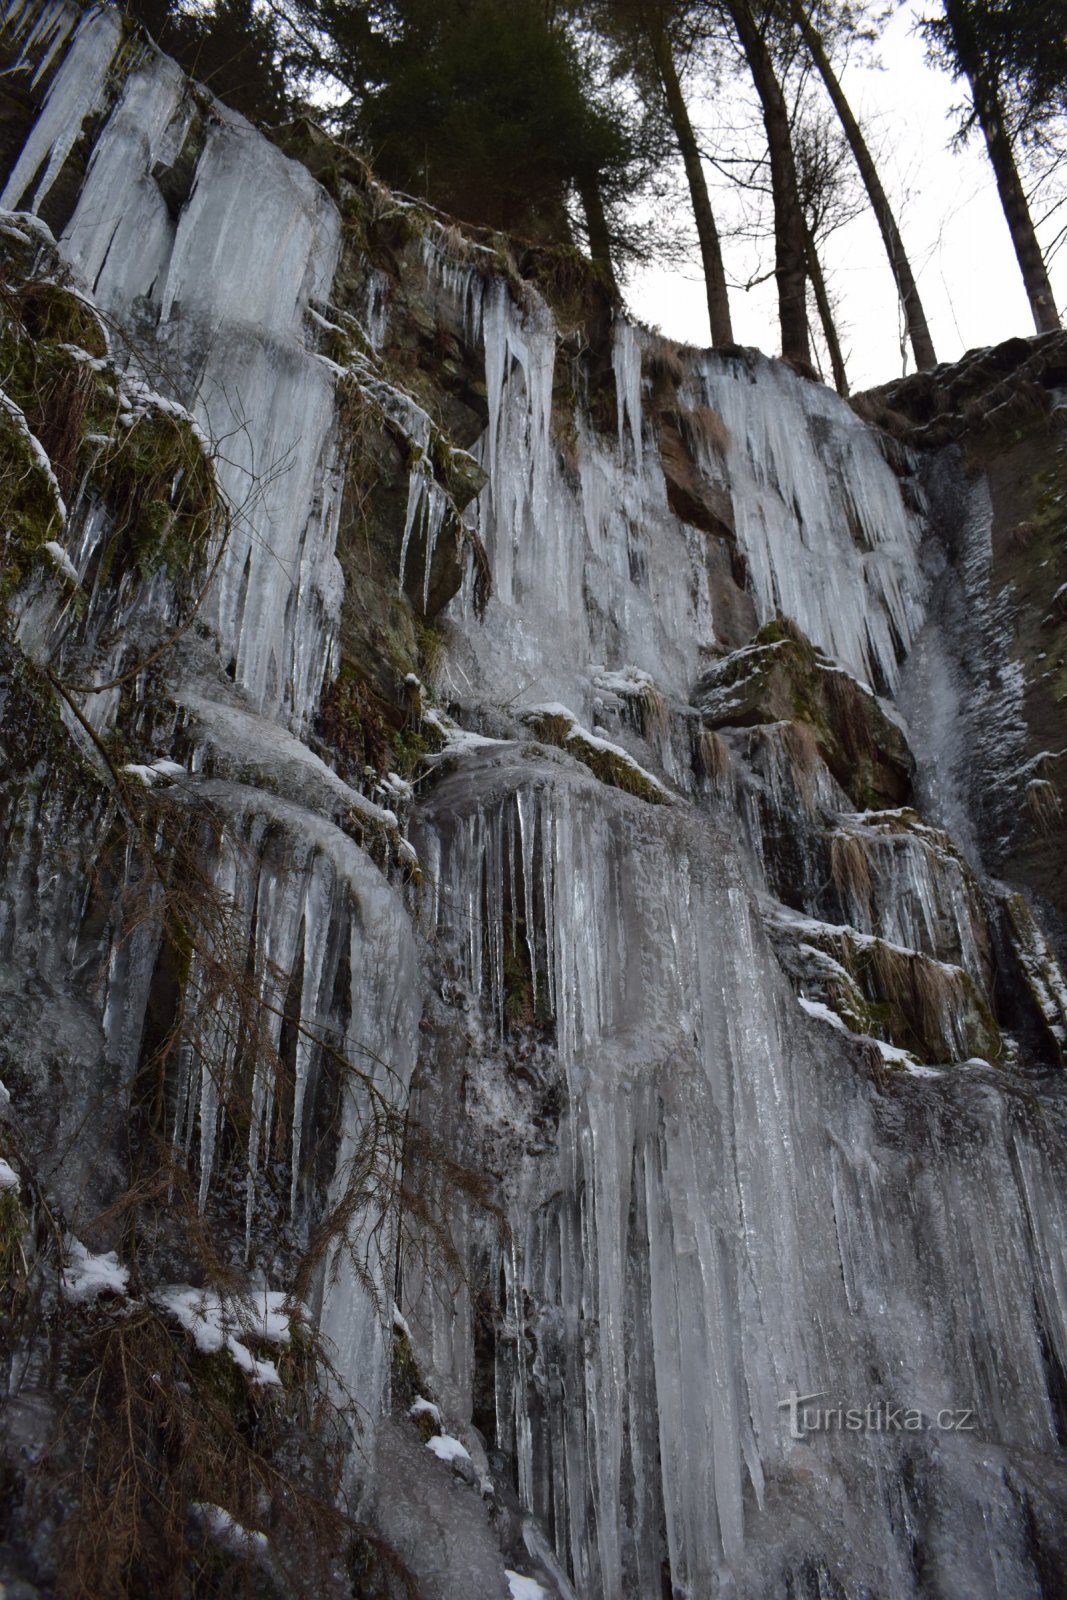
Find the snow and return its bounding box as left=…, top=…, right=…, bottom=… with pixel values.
left=0, top=1157, right=19, bottom=1191
left=191, top=1503, right=268, bottom=1554
left=0, top=388, right=66, bottom=521
left=122, top=763, right=160, bottom=786
left=425, top=1433, right=471, bottom=1464
left=61, top=1236, right=129, bottom=1302
left=154, top=1285, right=287, bottom=1386
left=423, top=706, right=510, bottom=755
left=393, top=1304, right=413, bottom=1340
left=409, top=1396, right=442, bottom=1426
left=524, top=704, right=672, bottom=798
left=505, top=1574, right=549, bottom=1600
left=42, top=540, right=79, bottom=584
left=797, top=996, right=849, bottom=1033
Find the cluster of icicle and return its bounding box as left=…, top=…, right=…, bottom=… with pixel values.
left=402, top=217, right=1067, bottom=1599
left=1, top=0, right=421, bottom=1439
left=6, top=4, right=1067, bottom=1597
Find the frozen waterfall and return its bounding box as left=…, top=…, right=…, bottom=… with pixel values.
left=1, top=4, right=1066, bottom=1598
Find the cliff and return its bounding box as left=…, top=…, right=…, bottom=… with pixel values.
left=1, top=5, right=1066, bottom=1599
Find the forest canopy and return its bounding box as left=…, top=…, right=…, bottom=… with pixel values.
left=121, top=0, right=1066, bottom=381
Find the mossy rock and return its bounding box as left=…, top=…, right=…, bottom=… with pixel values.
left=522, top=708, right=669, bottom=805
left=0, top=397, right=66, bottom=598
left=694, top=619, right=913, bottom=809
left=788, top=921, right=1000, bottom=1064
left=0, top=233, right=221, bottom=596
left=391, top=1327, right=422, bottom=1410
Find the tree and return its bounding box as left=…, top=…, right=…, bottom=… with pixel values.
left=790, top=0, right=938, bottom=369
left=923, top=0, right=1062, bottom=334
left=124, top=0, right=293, bottom=124
left=793, top=109, right=861, bottom=390
left=285, top=0, right=670, bottom=287
left=642, top=5, right=737, bottom=344
left=573, top=0, right=736, bottom=345
left=718, top=0, right=813, bottom=368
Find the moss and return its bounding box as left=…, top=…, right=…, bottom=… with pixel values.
left=699, top=619, right=912, bottom=809
left=525, top=708, right=574, bottom=747
left=813, top=927, right=1000, bottom=1063
left=516, top=239, right=619, bottom=332
left=0, top=242, right=221, bottom=595
left=0, top=1186, right=27, bottom=1292
left=391, top=1327, right=422, bottom=1409
left=191, top=1344, right=251, bottom=1425
left=90, top=406, right=221, bottom=582
left=567, top=730, right=668, bottom=804
left=522, top=708, right=668, bottom=804
left=0, top=399, right=65, bottom=598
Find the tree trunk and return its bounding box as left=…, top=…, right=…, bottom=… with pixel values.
left=723, top=0, right=812, bottom=370
left=942, top=0, right=1060, bottom=334
left=806, top=227, right=848, bottom=393
left=646, top=18, right=735, bottom=346
left=577, top=175, right=621, bottom=298
left=792, top=2, right=938, bottom=370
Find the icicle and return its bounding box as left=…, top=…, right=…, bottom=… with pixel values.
left=612, top=317, right=644, bottom=474
left=0, top=5, right=120, bottom=215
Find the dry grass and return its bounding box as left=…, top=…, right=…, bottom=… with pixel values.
left=676, top=403, right=731, bottom=459
left=635, top=680, right=669, bottom=738
left=830, top=833, right=872, bottom=913
left=1025, top=778, right=1063, bottom=836
left=695, top=727, right=732, bottom=788
left=48, top=1299, right=350, bottom=1600
left=866, top=941, right=971, bottom=1061
left=642, top=337, right=687, bottom=387
left=0, top=724, right=492, bottom=1597
left=780, top=720, right=821, bottom=807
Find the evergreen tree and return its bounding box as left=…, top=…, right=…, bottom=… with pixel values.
left=124, top=0, right=292, bottom=125
left=287, top=0, right=669, bottom=283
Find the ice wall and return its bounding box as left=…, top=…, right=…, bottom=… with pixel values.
left=0, top=0, right=417, bottom=1478
left=3, top=3, right=1067, bottom=1597
left=400, top=207, right=1067, bottom=1600
left=410, top=757, right=1067, bottom=1599
left=2, top=0, right=344, bottom=730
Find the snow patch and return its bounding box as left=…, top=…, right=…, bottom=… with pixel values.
left=425, top=1433, right=471, bottom=1464
left=505, top=1574, right=549, bottom=1600
left=61, top=1236, right=129, bottom=1303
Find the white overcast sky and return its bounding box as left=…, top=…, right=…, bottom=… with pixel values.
left=625, top=0, right=1067, bottom=391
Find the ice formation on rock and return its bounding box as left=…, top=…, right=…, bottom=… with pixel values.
left=1, top=4, right=1066, bottom=1597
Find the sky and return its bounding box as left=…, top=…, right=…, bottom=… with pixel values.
left=625, top=0, right=1067, bottom=392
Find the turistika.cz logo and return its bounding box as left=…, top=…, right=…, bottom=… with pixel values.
left=779, top=1390, right=978, bottom=1440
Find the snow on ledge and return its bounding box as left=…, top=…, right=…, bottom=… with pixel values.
left=425, top=1433, right=471, bottom=1464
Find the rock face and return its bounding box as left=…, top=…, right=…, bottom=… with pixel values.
left=1, top=5, right=1067, bottom=1599
left=859, top=332, right=1067, bottom=946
